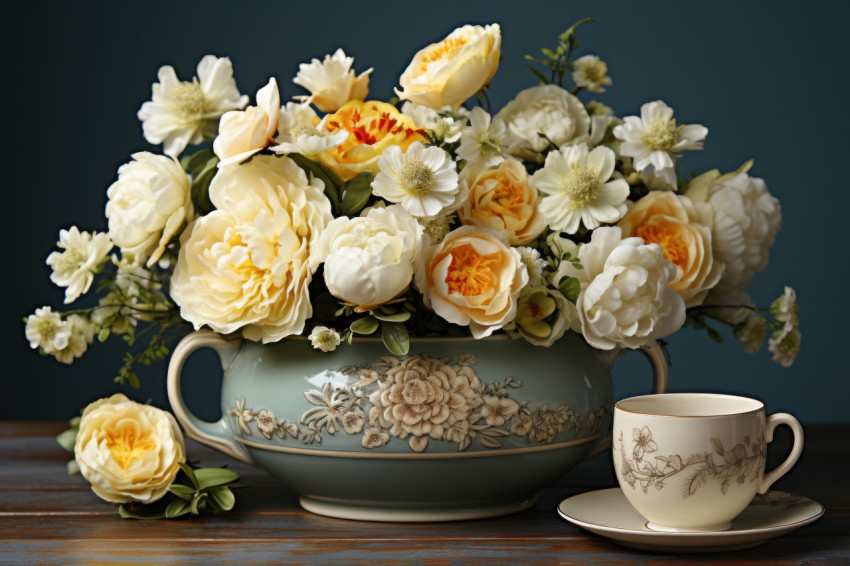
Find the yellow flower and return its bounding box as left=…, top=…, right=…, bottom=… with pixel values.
left=617, top=191, right=723, bottom=307
left=458, top=159, right=546, bottom=245
left=74, top=394, right=186, bottom=503
left=320, top=100, right=425, bottom=181
left=395, top=24, right=501, bottom=110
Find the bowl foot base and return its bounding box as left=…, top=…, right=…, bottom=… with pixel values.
left=299, top=495, right=537, bottom=522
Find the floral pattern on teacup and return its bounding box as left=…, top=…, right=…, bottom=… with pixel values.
left=617, top=427, right=765, bottom=497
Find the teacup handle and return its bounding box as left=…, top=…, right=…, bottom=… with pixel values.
left=584, top=342, right=668, bottom=459
left=167, top=330, right=254, bottom=466
left=758, top=413, right=804, bottom=494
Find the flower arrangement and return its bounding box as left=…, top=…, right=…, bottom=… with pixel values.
left=27, top=18, right=801, bottom=515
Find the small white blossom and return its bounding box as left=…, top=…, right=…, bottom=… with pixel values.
left=770, top=286, right=799, bottom=324
left=516, top=247, right=546, bottom=287
left=91, top=292, right=137, bottom=335
left=768, top=318, right=801, bottom=367
left=572, top=55, right=612, bottom=93
left=46, top=227, right=113, bottom=304
left=401, top=102, right=467, bottom=143
left=53, top=315, right=96, bottom=364
left=734, top=311, right=767, bottom=354
left=456, top=107, right=508, bottom=168
left=25, top=306, right=71, bottom=353
left=309, top=326, right=341, bottom=352
left=137, top=55, right=248, bottom=157
left=270, top=102, right=348, bottom=158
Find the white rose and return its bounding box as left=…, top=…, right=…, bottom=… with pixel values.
left=106, top=152, right=193, bottom=267
left=293, top=48, right=372, bottom=113
left=555, top=227, right=686, bottom=350
left=314, top=205, right=425, bottom=308
left=395, top=24, right=501, bottom=110
left=494, top=84, right=591, bottom=163
left=684, top=161, right=781, bottom=303
left=74, top=394, right=186, bottom=503
left=213, top=78, right=280, bottom=167
left=170, top=154, right=332, bottom=343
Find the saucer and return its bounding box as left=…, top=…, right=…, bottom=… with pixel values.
left=557, top=488, right=824, bottom=553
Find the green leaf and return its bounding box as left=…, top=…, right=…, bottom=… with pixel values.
left=165, top=498, right=191, bottom=519
left=119, top=502, right=167, bottom=520
left=706, top=326, right=724, bottom=343
left=350, top=317, right=380, bottom=335
left=190, top=159, right=218, bottom=215
left=190, top=492, right=208, bottom=515
left=558, top=277, right=582, bottom=303
left=56, top=428, right=77, bottom=452
left=524, top=64, right=549, bottom=85
left=372, top=311, right=411, bottom=323
left=180, top=148, right=215, bottom=174
left=341, top=171, right=374, bottom=216
left=195, top=467, right=240, bottom=490
left=207, top=485, right=236, bottom=511
left=66, top=459, right=80, bottom=475
left=168, top=484, right=197, bottom=501
left=179, top=462, right=199, bottom=490
left=382, top=322, right=410, bottom=355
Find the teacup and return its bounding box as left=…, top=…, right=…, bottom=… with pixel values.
left=612, top=393, right=803, bottom=532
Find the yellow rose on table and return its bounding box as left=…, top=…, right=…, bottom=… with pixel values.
left=415, top=226, right=528, bottom=339
left=617, top=191, right=724, bottom=307
left=320, top=100, right=425, bottom=181
left=74, top=394, right=186, bottom=504
left=395, top=24, right=501, bottom=110
left=458, top=158, right=546, bottom=245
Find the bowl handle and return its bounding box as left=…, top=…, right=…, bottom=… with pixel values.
left=167, top=330, right=254, bottom=465
left=583, top=342, right=668, bottom=460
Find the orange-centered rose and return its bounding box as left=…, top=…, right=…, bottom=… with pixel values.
left=458, top=159, right=546, bottom=245
left=415, top=226, right=528, bottom=338
left=617, top=191, right=724, bottom=307
left=320, top=100, right=425, bottom=181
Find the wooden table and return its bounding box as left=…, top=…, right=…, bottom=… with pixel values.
left=1, top=421, right=847, bottom=564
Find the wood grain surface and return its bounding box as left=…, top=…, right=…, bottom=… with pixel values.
left=1, top=421, right=847, bottom=565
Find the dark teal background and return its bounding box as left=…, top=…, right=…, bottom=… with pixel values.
left=4, top=1, right=848, bottom=422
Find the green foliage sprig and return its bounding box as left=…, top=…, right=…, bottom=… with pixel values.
left=525, top=18, right=596, bottom=87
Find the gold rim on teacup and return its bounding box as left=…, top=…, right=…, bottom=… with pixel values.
left=615, top=393, right=765, bottom=418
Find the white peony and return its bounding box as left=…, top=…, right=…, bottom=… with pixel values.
left=46, top=227, right=113, bottom=304
left=684, top=161, right=782, bottom=303
left=137, top=55, right=248, bottom=157
left=293, top=48, right=372, bottom=113
left=314, top=205, right=426, bottom=308
left=572, top=55, right=612, bottom=93
left=269, top=102, right=348, bottom=158
left=494, top=84, right=590, bottom=163
left=170, top=154, right=332, bottom=343
left=455, top=107, right=508, bottom=168
left=75, top=394, right=186, bottom=503
left=213, top=78, right=280, bottom=167
left=106, top=152, right=193, bottom=267
left=371, top=141, right=461, bottom=217
left=555, top=227, right=686, bottom=350
left=531, top=144, right=630, bottom=234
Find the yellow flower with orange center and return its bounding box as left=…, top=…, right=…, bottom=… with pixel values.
left=320, top=100, right=425, bottom=181
left=415, top=226, right=528, bottom=339
left=458, top=159, right=546, bottom=245
left=617, top=191, right=724, bottom=307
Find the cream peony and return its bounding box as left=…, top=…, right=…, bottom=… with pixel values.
left=395, top=24, right=501, bottom=110
left=170, top=154, right=332, bottom=342
left=314, top=205, right=426, bottom=308
left=106, top=152, right=193, bottom=267
left=684, top=161, right=782, bottom=304
left=617, top=191, right=723, bottom=307
left=458, top=158, right=546, bottom=245
left=293, top=48, right=372, bottom=113
left=137, top=55, right=248, bottom=157
left=213, top=78, right=280, bottom=167
left=555, top=227, right=686, bottom=350
left=74, top=394, right=186, bottom=503
left=415, top=226, right=528, bottom=338
left=46, top=227, right=113, bottom=304
left=494, top=84, right=590, bottom=163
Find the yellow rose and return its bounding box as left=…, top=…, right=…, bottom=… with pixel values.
left=415, top=226, right=528, bottom=338
left=458, top=159, right=546, bottom=245
left=395, top=24, right=501, bottom=110
left=617, top=191, right=724, bottom=307
left=170, top=154, right=332, bottom=342
left=320, top=100, right=425, bottom=181
left=74, top=394, right=186, bottom=503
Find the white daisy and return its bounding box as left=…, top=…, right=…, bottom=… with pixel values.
left=455, top=107, right=507, bottom=168
left=531, top=144, right=630, bottom=234
left=372, top=142, right=460, bottom=217
left=270, top=102, right=348, bottom=158
left=572, top=55, right=612, bottom=93
left=516, top=247, right=547, bottom=287
left=137, top=55, right=249, bottom=157
left=309, top=326, right=341, bottom=352
left=46, top=227, right=113, bottom=304
left=613, top=100, right=707, bottom=188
